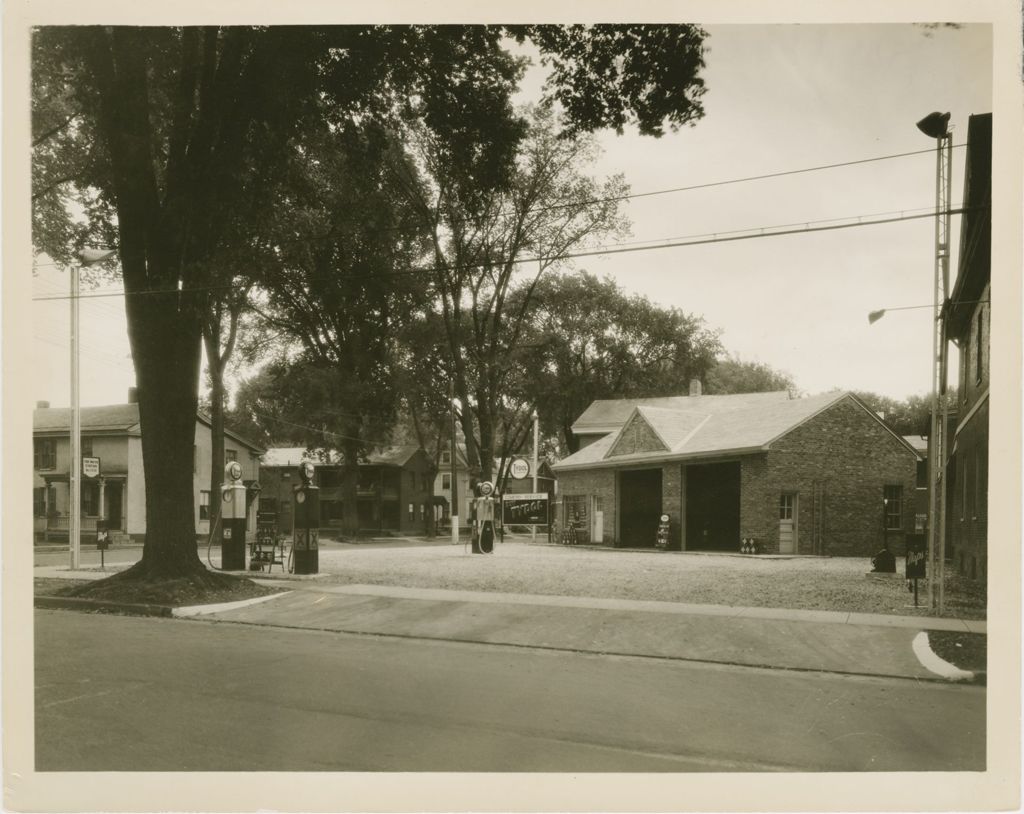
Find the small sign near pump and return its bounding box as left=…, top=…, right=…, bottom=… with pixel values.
left=82, top=457, right=101, bottom=478
left=508, top=458, right=530, bottom=480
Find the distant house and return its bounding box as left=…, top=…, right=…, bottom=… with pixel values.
left=32, top=390, right=264, bottom=543
left=260, top=446, right=433, bottom=536
left=945, top=112, right=991, bottom=581
left=553, top=385, right=919, bottom=555
left=432, top=445, right=558, bottom=528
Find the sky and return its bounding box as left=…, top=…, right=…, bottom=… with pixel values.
left=30, top=23, right=993, bottom=408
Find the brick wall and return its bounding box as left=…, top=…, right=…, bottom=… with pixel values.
left=948, top=398, right=988, bottom=580
left=741, top=397, right=918, bottom=556
left=557, top=468, right=617, bottom=545
left=662, top=464, right=683, bottom=549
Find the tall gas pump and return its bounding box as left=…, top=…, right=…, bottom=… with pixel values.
left=471, top=480, right=496, bottom=554
left=293, top=461, right=319, bottom=574
left=220, top=461, right=248, bottom=570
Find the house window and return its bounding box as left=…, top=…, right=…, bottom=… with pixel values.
left=441, top=450, right=451, bottom=465
left=33, top=487, right=46, bottom=517
left=199, top=490, right=210, bottom=521
left=34, top=438, right=56, bottom=470
left=779, top=494, right=794, bottom=521
left=81, top=482, right=99, bottom=517
left=442, top=473, right=452, bottom=490
left=225, top=449, right=238, bottom=463
left=883, top=485, right=902, bottom=530
left=81, top=437, right=93, bottom=457
left=408, top=503, right=415, bottom=520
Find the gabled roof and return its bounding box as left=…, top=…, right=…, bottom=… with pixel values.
left=33, top=403, right=265, bottom=452
left=903, top=435, right=928, bottom=455
left=572, top=391, right=792, bottom=436
left=555, top=391, right=919, bottom=470
left=262, top=445, right=424, bottom=468
left=34, top=404, right=142, bottom=435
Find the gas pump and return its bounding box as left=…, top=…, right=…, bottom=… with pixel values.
left=471, top=480, right=496, bottom=554
left=292, top=461, right=319, bottom=574
left=220, top=461, right=248, bottom=570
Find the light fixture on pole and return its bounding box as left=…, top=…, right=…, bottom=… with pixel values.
left=916, top=110, right=953, bottom=612
left=70, top=248, right=117, bottom=571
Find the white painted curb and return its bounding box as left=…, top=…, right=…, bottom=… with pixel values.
left=173, top=591, right=293, bottom=618
left=912, top=631, right=975, bottom=681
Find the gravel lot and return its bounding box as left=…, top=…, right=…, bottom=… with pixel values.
left=313, top=539, right=986, bottom=620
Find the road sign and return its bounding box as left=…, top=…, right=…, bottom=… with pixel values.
left=82, top=456, right=101, bottom=478
left=509, top=458, right=530, bottom=480
left=502, top=493, right=548, bottom=525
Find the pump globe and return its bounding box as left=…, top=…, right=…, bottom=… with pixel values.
left=225, top=461, right=243, bottom=482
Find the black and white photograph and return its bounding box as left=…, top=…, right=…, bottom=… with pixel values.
left=4, top=2, right=1022, bottom=811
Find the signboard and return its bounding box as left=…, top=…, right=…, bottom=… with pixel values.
left=82, top=456, right=101, bottom=478
left=509, top=458, right=530, bottom=480
left=656, top=514, right=671, bottom=550
left=905, top=533, right=927, bottom=579
left=502, top=492, right=549, bottom=525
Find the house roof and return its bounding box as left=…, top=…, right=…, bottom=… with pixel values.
left=34, top=404, right=142, bottom=435
left=261, top=445, right=424, bottom=468
left=903, top=435, right=928, bottom=455
left=33, top=403, right=265, bottom=452
left=555, top=391, right=919, bottom=470
left=571, top=391, right=792, bottom=435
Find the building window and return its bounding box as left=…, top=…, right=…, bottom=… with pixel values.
left=34, top=438, right=56, bottom=470
left=976, top=308, right=985, bottom=384
left=33, top=487, right=46, bottom=517
left=408, top=503, right=415, bottom=520
left=442, top=473, right=452, bottom=490
left=779, top=493, right=794, bottom=521
left=883, top=485, right=903, bottom=530
left=225, top=449, right=238, bottom=463
left=441, top=450, right=451, bottom=465
left=564, top=495, right=587, bottom=527
left=199, top=490, right=210, bottom=521
left=915, top=459, right=928, bottom=489
left=81, top=437, right=93, bottom=457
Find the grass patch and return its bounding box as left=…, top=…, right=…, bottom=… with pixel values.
left=57, top=571, right=282, bottom=607
left=928, top=631, right=987, bottom=675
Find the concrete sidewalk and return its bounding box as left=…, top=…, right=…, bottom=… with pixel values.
left=188, top=581, right=975, bottom=681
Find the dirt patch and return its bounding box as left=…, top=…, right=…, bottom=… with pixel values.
left=35, top=578, right=91, bottom=595
left=928, top=631, right=987, bottom=675
left=56, top=572, right=282, bottom=607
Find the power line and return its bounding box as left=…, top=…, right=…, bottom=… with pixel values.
left=29, top=142, right=966, bottom=275
left=31, top=205, right=973, bottom=303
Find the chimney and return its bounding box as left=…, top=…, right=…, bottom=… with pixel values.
left=688, top=378, right=702, bottom=397
left=36, top=400, right=50, bottom=409
left=127, top=387, right=138, bottom=404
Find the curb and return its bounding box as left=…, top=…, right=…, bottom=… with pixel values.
left=173, top=591, right=294, bottom=618
left=34, top=595, right=172, bottom=617
left=912, top=631, right=976, bottom=681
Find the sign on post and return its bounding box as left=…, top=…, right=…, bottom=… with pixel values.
left=508, top=458, right=530, bottom=480
left=905, top=534, right=927, bottom=579
left=82, top=457, right=101, bottom=478
left=501, top=492, right=548, bottom=525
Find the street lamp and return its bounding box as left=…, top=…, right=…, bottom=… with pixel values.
left=917, top=110, right=953, bottom=613
left=70, top=248, right=117, bottom=570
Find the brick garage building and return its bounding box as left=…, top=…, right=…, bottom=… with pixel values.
left=553, top=390, right=920, bottom=556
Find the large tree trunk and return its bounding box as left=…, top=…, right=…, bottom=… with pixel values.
left=130, top=290, right=207, bottom=578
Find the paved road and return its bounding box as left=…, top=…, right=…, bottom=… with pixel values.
left=35, top=609, right=985, bottom=772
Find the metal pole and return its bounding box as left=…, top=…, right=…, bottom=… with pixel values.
left=70, top=263, right=81, bottom=570
left=936, top=131, right=953, bottom=613
left=925, top=134, right=942, bottom=610
left=450, top=380, right=459, bottom=546
left=531, top=408, right=539, bottom=545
